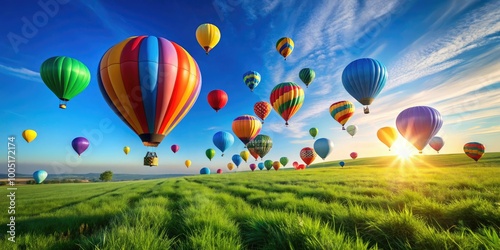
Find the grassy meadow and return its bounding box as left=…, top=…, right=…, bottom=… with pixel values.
left=1, top=153, right=499, bottom=249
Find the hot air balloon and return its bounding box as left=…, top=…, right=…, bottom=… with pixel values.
left=123, top=146, right=130, bottom=155
left=377, top=127, right=398, bottom=150
left=217, top=169, right=223, bottom=174
left=464, top=142, right=485, bottom=162
left=276, top=37, right=294, bottom=60
left=232, top=115, right=262, bottom=146
left=280, top=157, right=289, bottom=167
left=246, top=134, right=273, bottom=160
left=258, top=162, right=265, bottom=170
left=227, top=163, right=235, bottom=171
left=240, top=150, right=250, bottom=163
left=171, top=144, right=180, bottom=153
left=33, top=170, right=48, bottom=184
left=185, top=160, right=191, bottom=168
left=396, top=106, right=443, bottom=154
left=270, top=82, right=305, bottom=126
left=350, top=152, right=358, bottom=160
left=299, top=68, right=315, bottom=88
left=339, top=161, right=345, bottom=167
left=298, top=164, right=306, bottom=170
left=342, top=58, right=387, bottom=114
left=346, top=125, right=358, bottom=137
left=300, top=147, right=316, bottom=166
left=329, top=101, right=355, bottom=130
left=264, top=160, right=273, bottom=170
left=309, top=128, right=318, bottom=139
left=243, top=71, right=261, bottom=92
left=232, top=154, right=242, bottom=167
left=249, top=163, right=257, bottom=171
left=97, top=36, right=201, bottom=167
left=40, top=56, right=91, bottom=109
left=292, top=161, right=299, bottom=169
left=213, top=131, right=234, bottom=156
left=22, top=129, right=37, bottom=143
left=248, top=148, right=260, bottom=161
left=207, top=90, right=228, bottom=112
left=313, top=138, right=334, bottom=160
left=200, top=167, right=211, bottom=175
left=206, top=148, right=215, bottom=161
left=72, top=137, right=89, bottom=157
left=254, top=101, right=272, bottom=123
left=273, top=161, right=281, bottom=171
left=196, top=23, right=220, bottom=55
left=429, top=137, right=444, bottom=153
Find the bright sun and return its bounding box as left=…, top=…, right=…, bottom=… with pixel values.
left=393, top=141, right=415, bottom=161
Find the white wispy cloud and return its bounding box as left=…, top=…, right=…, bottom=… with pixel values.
left=0, top=64, right=41, bottom=82
left=465, top=125, right=500, bottom=135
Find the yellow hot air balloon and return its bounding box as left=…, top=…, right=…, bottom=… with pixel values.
left=240, top=150, right=250, bottom=162
left=377, top=127, right=398, bottom=150
left=196, top=23, right=221, bottom=55
left=123, top=146, right=130, bottom=155
left=185, top=160, right=191, bottom=168
left=227, top=162, right=235, bottom=171
left=22, top=129, right=37, bottom=143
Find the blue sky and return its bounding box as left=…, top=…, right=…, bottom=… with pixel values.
left=1, top=0, right=499, bottom=175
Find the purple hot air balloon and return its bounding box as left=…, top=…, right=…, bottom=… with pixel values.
left=396, top=106, right=443, bottom=154
left=171, top=144, right=179, bottom=153
left=249, top=163, right=257, bottom=171
left=72, top=137, right=89, bottom=156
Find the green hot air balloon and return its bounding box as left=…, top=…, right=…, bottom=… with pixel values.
left=264, top=160, right=273, bottom=170
left=246, top=134, right=273, bottom=159
left=299, top=68, right=315, bottom=88
left=40, top=56, right=91, bottom=109
left=309, top=127, right=318, bottom=139
left=280, top=157, right=289, bottom=167
left=206, top=148, right=216, bottom=161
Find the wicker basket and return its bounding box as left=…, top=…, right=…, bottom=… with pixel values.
left=144, top=152, right=159, bottom=167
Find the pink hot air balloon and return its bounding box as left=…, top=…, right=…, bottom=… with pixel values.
left=396, top=106, right=443, bottom=154
left=171, top=144, right=179, bottom=153
left=217, top=169, right=223, bottom=174
left=298, top=164, right=306, bottom=170
left=429, top=137, right=444, bottom=153
left=249, top=163, right=257, bottom=171
left=72, top=137, right=89, bottom=157
left=292, top=161, right=299, bottom=169
left=350, top=152, right=358, bottom=159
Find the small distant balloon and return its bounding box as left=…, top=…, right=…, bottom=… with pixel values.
left=22, top=129, right=37, bottom=143
left=292, top=161, right=299, bottom=169
left=272, top=161, right=281, bottom=171
left=240, top=150, right=250, bottom=163
left=254, top=101, right=272, bottom=123
left=227, top=163, right=235, bottom=171
left=206, top=148, right=215, bottom=161
left=171, top=144, right=180, bottom=153
left=339, top=161, right=345, bottom=167
left=313, top=138, right=334, bottom=160
left=264, top=160, right=273, bottom=170
left=213, top=131, right=234, bottom=156
left=346, top=125, right=358, bottom=137
left=350, top=152, right=358, bottom=160
left=33, top=170, right=48, bottom=184
left=72, top=137, right=89, bottom=157
left=463, top=142, right=485, bottom=162
left=429, top=137, right=444, bottom=153
left=377, top=127, right=398, bottom=150
left=249, top=163, right=257, bottom=171
left=232, top=154, right=242, bottom=167
left=207, top=90, right=228, bottom=112
left=185, top=160, right=191, bottom=168
left=300, top=147, right=316, bottom=166
left=329, top=101, right=355, bottom=130
left=276, top=37, right=294, bottom=60
left=200, top=167, right=211, bottom=175
left=243, top=71, right=261, bottom=92
left=217, top=169, right=223, bottom=174
left=299, top=68, right=315, bottom=88
left=280, top=157, right=289, bottom=167
left=258, top=162, right=265, bottom=170
left=123, top=146, right=130, bottom=155
left=196, top=23, right=220, bottom=55
left=309, top=127, right=318, bottom=139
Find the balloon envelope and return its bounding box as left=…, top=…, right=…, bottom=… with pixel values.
left=309, top=128, right=318, bottom=139
left=232, top=115, right=262, bottom=146
left=377, top=127, right=398, bottom=150
left=280, top=157, right=289, bottom=167
left=300, top=147, right=316, bottom=165
left=429, top=137, right=444, bottom=153
left=264, top=160, right=273, bottom=170
left=249, top=163, right=257, bottom=171
left=272, top=161, right=281, bottom=171
left=299, top=68, right=315, bottom=87
left=243, top=71, right=261, bottom=91
left=206, top=149, right=215, bottom=161
left=232, top=154, right=243, bottom=167
left=227, top=163, right=235, bottom=171
left=196, top=23, right=220, bottom=54
left=207, top=90, right=228, bottom=112
left=33, top=170, right=48, bottom=184
left=292, top=161, right=299, bottom=169
left=313, top=138, right=334, bottom=160
left=22, top=129, right=37, bottom=143
left=330, top=101, right=355, bottom=130
left=72, top=137, right=89, bottom=156
left=246, top=134, right=273, bottom=159
left=123, top=146, right=130, bottom=155
left=396, top=106, right=443, bottom=153
left=185, top=160, right=191, bottom=168
left=346, top=125, right=358, bottom=137
left=463, top=142, right=485, bottom=162
left=217, top=169, right=223, bottom=174
left=339, top=161, right=345, bottom=167
left=254, top=101, right=272, bottom=123
left=213, top=131, right=234, bottom=156
left=171, top=144, right=180, bottom=153
left=350, top=152, right=358, bottom=160
left=240, top=150, right=250, bottom=162
left=200, top=167, right=211, bottom=175
left=276, top=37, right=294, bottom=59
left=270, top=82, right=305, bottom=126
left=258, top=162, right=265, bottom=170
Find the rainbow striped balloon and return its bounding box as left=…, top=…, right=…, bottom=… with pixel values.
left=270, top=82, right=304, bottom=126
left=243, top=71, right=261, bottom=91
left=276, top=37, right=294, bottom=60
left=463, top=142, right=485, bottom=162
left=98, top=36, right=201, bottom=147
left=232, top=115, right=262, bottom=146
left=329, top=101, right=355, bottom=130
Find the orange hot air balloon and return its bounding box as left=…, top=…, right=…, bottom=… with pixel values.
left=272, top=161, right=281, bottom=171
left=227, top=162, right=235, bottom=171
left=254, top=101, right=272, bottom=124
left=232, top=115, right=262, bottom=146
left=300, top=147, right=316, bottom=166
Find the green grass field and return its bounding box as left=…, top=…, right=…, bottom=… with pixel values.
left=1, top=153, right=499, bottom=250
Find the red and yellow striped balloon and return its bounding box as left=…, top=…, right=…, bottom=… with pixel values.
left=270, top=82, right=305, bottom=126
left=98, top=36, right=201, bottom=147
left=232, top=115, right=262, bottom=146
left=329, top=100, right=355, bottom=130
left=463, top=142, right=485, bottom=162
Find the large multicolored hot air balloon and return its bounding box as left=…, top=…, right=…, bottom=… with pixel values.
left=377, top=127, right=398, bottom=150
left=205, top=148, right=215, bottom=161
left=243, top=71, right=261, bottom=92
left=463, top=142, right=485, bottom=162
left=171, top=144, right=179, bottom=153
left=33, top=170, right=48, bottom=184
left=200, top=167, right=211, bottom=175
left=276, top=37, right=294, bottom=60
left=396, top=106, right=443, bottom=154
left=240, top=150, right=250, bottom=162
left=196, top=23, right=220, bottom=55
left=40, top=56, right=91, bottom=109
left=313, top=138, right=334, bottom=160
left=329, top=101, right=355, bottom=130
left=300, top=147, right=316, bottom=166
left=213, top=131, right=234, bottom=156
left=280, top=157, right=289, bottom=167
left=97, top=36, right=201, bottom=166
left=346, top=125, right=358, bottom=137
left=249, top=163, right=257, bottom=171
left=309, top=127, right=318, bottom=139
left=350, top=152, right=358, bottom=160
left=232, top=154, right=242, bottom=167
left=299, top=68, right=315, bottom=88
left=227, top=163, right=235, bottom=171
left=123, top=146, right=130, bottom=155
left=342, top=58, right=387, bottom=114
left=207, top=90, right=228, bottom=112
left=429, top=137, right=444, bottom=153
left=22, top=129, right=37, bottom=143
left=72, top=137, right=89, bottom=157
left=264, top=160, right=273, bottom=170
left=232, top=115, right=262, bottom=146
left=246, top=134, right=273, bottom=160
left=185, top=160, right=191, bottom=168
left=270, top=82, right=305, bottom=126
left=254, top=101, right=272, bottom=123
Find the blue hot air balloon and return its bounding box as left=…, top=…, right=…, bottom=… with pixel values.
left=200, top=167, right=211, bottom=175
left=33, top=170, right=48, bottom=184
left=342, top=58, right=387, bottom=114
left=232, top=154, right=242, bottom=167
left=396, top=106, right=443, bottom=154
left=339, top=161, right=345, bottom=167
left=313, top=138, right=334, bottom=160
left=258, top=162, right=265, bottom=170
left=213, top=131, right=234, bottom=156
